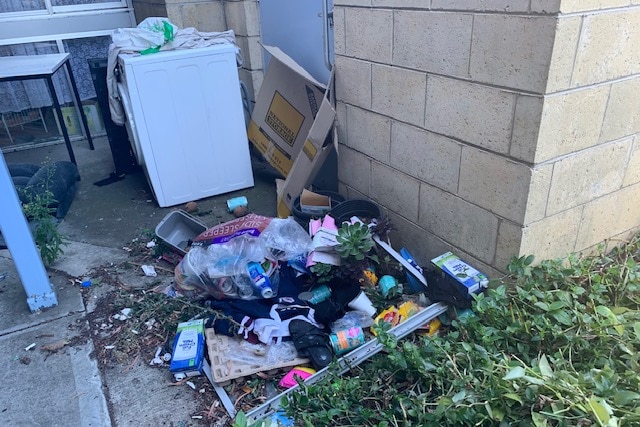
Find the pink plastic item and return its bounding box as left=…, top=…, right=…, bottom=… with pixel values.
left=278, top=366, right=316, bottom=388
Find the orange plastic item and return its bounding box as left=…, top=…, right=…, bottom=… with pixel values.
left=371, top=306, right=400, bottom=336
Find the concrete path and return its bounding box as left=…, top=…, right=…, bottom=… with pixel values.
left=0, top=136, right=281, bottom=426
left=0, top=241, right=206, bottom=427
left=0, top=252, right=111, bottom=427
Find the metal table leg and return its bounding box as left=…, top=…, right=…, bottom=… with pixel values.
left=64, top=59, right=94, bottom=150
left=46, top=75, right=77, bottom=165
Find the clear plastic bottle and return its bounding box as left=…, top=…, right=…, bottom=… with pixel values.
left=330, top=310, right=374, bottom=332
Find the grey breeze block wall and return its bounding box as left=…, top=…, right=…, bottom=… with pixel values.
left=127, top=0, right=639, bottom=275
left=130, top=0, right=263, bottom=103
left=333, top=0, right=640, bottom=275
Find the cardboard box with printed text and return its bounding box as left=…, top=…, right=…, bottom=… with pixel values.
left=247, top=45, right=336, bottom=218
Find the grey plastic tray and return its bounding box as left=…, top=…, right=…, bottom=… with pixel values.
left=155, top=210, right=207, bottom=254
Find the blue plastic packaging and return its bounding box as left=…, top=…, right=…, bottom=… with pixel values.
left=247, top=261, right=274, bottom=298
left=400, top=247, right=425, bottom=293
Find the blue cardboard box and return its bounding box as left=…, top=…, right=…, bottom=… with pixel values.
left=169, top=319, right=205, bottom=378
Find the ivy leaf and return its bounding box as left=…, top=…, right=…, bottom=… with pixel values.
left=548, top=301, right=566, bottom=311
left=611, top=307, right=630, bottom=314
left=484, top=402, right=494, bottom=419
left=492, top=407, right=506, bottom=422
left=531, top=412, right=548, bottom=427
left=503, top=393, right=524, bottom=405
left=452, top=390, right=466, bottom=403
left=538, top=355, right=554, bottom=378
left=534, top=302, right=549, bottom=312
left=503, top=367, right=525, bottom=380
left=596, top=306, right=624, bottom=335
left=618, top=343, right=634, bottom=355
left=588, top=397, right=611, bottom=425
left=327, top=408, right=342, bottom=418
left=523, top=376, right=545, bottom=385
left=551, top=310, right=573, bottom=326
left=232, top=411, right=247, bottom=427
left=613, top=391, right=640, bottom=406
left=552, top=310, right=573, bottom=326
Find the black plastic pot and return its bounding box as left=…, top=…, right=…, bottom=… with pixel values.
left=328, top=199, right=381, bottom=224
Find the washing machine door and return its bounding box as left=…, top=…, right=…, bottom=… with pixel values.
left=117, top=82, right=144, bottom=166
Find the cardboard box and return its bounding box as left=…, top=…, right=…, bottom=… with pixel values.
left=300, top=189, right=332, bottom=215
left=247, top=45, right=336, bottom=218
left=430, top=252, right=489, bottom=297
left=54, top=100, right=105, bottom=136
left=169, top=319, right=205, bottom=379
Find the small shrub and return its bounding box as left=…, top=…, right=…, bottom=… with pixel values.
left=283, top=234, right=640, bottom=426
left=20, top=166, right=68, bottom=265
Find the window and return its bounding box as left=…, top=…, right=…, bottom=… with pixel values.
left=0, top=0, right=134, bottom=148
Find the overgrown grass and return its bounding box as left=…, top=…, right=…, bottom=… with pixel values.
left=272, top=234, right=640, bottom=426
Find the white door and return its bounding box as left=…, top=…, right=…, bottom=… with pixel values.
left=259, top=0, right=334, bottom=86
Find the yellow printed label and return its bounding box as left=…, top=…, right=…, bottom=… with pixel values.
left=302, top=139, right=317, bottom=162
left=266, top=145, right=294, bottom=176
left=265, top=91, right=304, bottom=146
left=277, top=198, right=292, bottom=219
left=248, top=120, right=294, bottom=176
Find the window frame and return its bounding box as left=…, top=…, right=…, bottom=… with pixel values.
left=0, top=0, right=135, bottom=46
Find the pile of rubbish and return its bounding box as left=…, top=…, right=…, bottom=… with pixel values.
left=152, top=203, right=489, bottom=419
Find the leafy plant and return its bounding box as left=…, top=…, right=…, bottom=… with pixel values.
left=332, top=221, right=377, bottom=283
left=281, top=233, right=640, bottom=426
left=309, top=262, right=335, bottom=283
left=20, top=169, right=68, bottom=265
left=370, top=215, right=395, bottom=241
left=335, top=222, right=375, bottom=261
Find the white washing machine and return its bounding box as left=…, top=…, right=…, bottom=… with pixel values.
left=117, top=44, right=254, bottom=207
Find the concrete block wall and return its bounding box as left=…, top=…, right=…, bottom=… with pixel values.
left=223, top=0, right=263, bottom=101
left=130, top=0, right=263, bottom=102
left=523, top=2, right=640, bottom=260
left=335, top=0, right=640, bottom=273
left=131, top=0, right=168, bottom=23
left=131, top=0, right=226, bottom=31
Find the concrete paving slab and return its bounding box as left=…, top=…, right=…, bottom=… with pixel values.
left=115, top=269, right=174, bottom=291
left=0, top=314, right=110, bottom=427
left=49, top=241, right=130, bottom=278
left=0, top=254, right=85, bottom=336
left=102, top=360, right=205, bottom=427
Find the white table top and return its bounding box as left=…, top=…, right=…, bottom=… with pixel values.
left=0, top=53, right=70, bottom=79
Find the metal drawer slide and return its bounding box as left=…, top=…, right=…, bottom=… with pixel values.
left=225, top=301, right=448, bottom=422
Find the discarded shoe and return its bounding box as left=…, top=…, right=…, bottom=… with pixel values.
left=289, top=320, right=333, bottom=370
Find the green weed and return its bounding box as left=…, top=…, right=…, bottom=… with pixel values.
left=279, top=233, right=640, bottom=426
